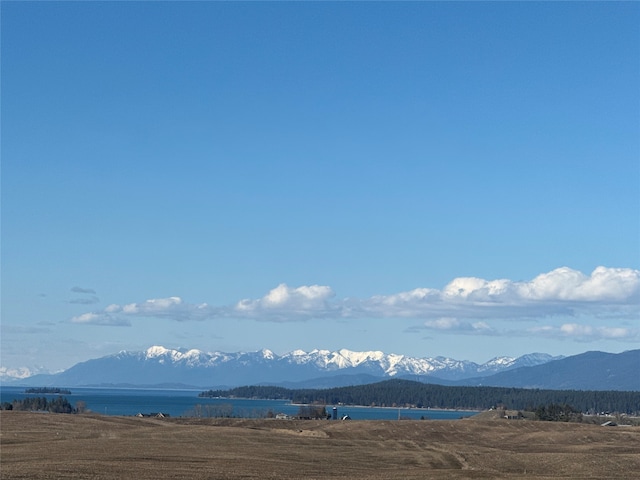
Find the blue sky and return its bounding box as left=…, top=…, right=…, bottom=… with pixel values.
left=2, top=2, right=639, bottom=374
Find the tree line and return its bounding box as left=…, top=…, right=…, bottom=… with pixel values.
left=24, top=387, right=71, bottom=395
left=534, top=403, right=583, bottom=422
left=1, top=396, right=81, bottom=414
left=200, top=379, right=640, bottom=414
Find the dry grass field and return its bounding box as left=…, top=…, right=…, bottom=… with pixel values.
left=1, top=411, right=639, bottom=479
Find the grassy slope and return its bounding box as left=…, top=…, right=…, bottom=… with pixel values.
left=1, top=411, right=639, bottom=479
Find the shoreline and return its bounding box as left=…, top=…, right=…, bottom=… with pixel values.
left=203, top=397, right=481, bottom=413
left=291, top=403, right=480, bottom=413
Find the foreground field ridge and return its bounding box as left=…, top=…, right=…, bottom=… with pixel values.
left=2, top=411, right=639, bottom=479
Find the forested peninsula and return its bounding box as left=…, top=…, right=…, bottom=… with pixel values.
left=200, top=379, right=640, bottom=414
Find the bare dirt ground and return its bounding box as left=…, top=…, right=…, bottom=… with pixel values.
left=1, top=411, right=639, bottom=479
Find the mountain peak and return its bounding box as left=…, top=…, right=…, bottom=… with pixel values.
left=290, top=349, right=308, bottom=356
left=143, top=345, right=206, bottom=362
left=145, top=345, right=171, bottom=358
left=260, top=349, right=275, bottom=360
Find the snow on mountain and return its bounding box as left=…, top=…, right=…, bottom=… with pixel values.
left=129, top=346, right=559, bottom=380
left=0, top=365, right=50, bottom=381
left=4, top=346, right=565, bottom=388
left=144, top=345, right=172, bottom=358
left=260, top=349, right=275, bottom=360
left=480, top=356, right=516, bottom=370
left=143, top=346, right=209, bottom=364
left=514, top=353, right=564, bottom=367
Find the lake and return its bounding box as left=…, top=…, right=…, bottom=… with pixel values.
left=0, top=386, right=478, bottom=420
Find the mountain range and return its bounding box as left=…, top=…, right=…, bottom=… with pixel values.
left=5, top=346, right=638, bottom=391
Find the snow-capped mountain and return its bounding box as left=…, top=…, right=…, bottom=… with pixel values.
left=6, top=346, right=562, bottom=388
left=0, top=365, right=50, bottom=381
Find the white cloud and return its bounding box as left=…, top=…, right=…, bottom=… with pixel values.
left=421, top=317, right=495, bottom=334
left=70, top=312, right=130, bottom=327
left=518, top=266, right=640, bottom=302
left=75, top=296, right=217, bottom=323
left=414, top=318, right=638, bottom=341
left=528, top=323, right=640, bottom=342
left=121, top=296, right=184, bottom=314
left=424, top=317, right=462, bottom=330
left=72, top=312, right=100, bottom=323
left=472, top=321, right=492, bottom=331
left=69, top=266, right=639, bottom=342
left=235, top=284, right=337, bottom=321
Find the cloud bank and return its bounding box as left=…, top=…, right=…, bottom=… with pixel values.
left=70, top=266, right=639, bottom=341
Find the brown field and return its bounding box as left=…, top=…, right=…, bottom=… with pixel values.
left=1, top=411, right=639, bottom=479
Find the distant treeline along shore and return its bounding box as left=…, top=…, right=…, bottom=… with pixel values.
left=200, top=379, right=640, bottom=415
left=24, top=387, right=71, bottom=395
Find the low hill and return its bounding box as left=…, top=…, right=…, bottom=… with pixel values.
left=455, top=350, right=640, bottom=391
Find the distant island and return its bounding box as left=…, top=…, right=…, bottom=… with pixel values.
left=25, top=387, right=71, bottom=395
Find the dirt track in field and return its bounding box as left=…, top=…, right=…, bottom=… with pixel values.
left=1, top=411, right=639, bottom=479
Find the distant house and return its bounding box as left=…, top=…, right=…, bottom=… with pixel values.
left=601, top=421, right=617, bottom=427
left=275, top=413, right=290, bottom=420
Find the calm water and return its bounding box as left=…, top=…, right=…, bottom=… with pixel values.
left=0, top=386, right=477, bottom=420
